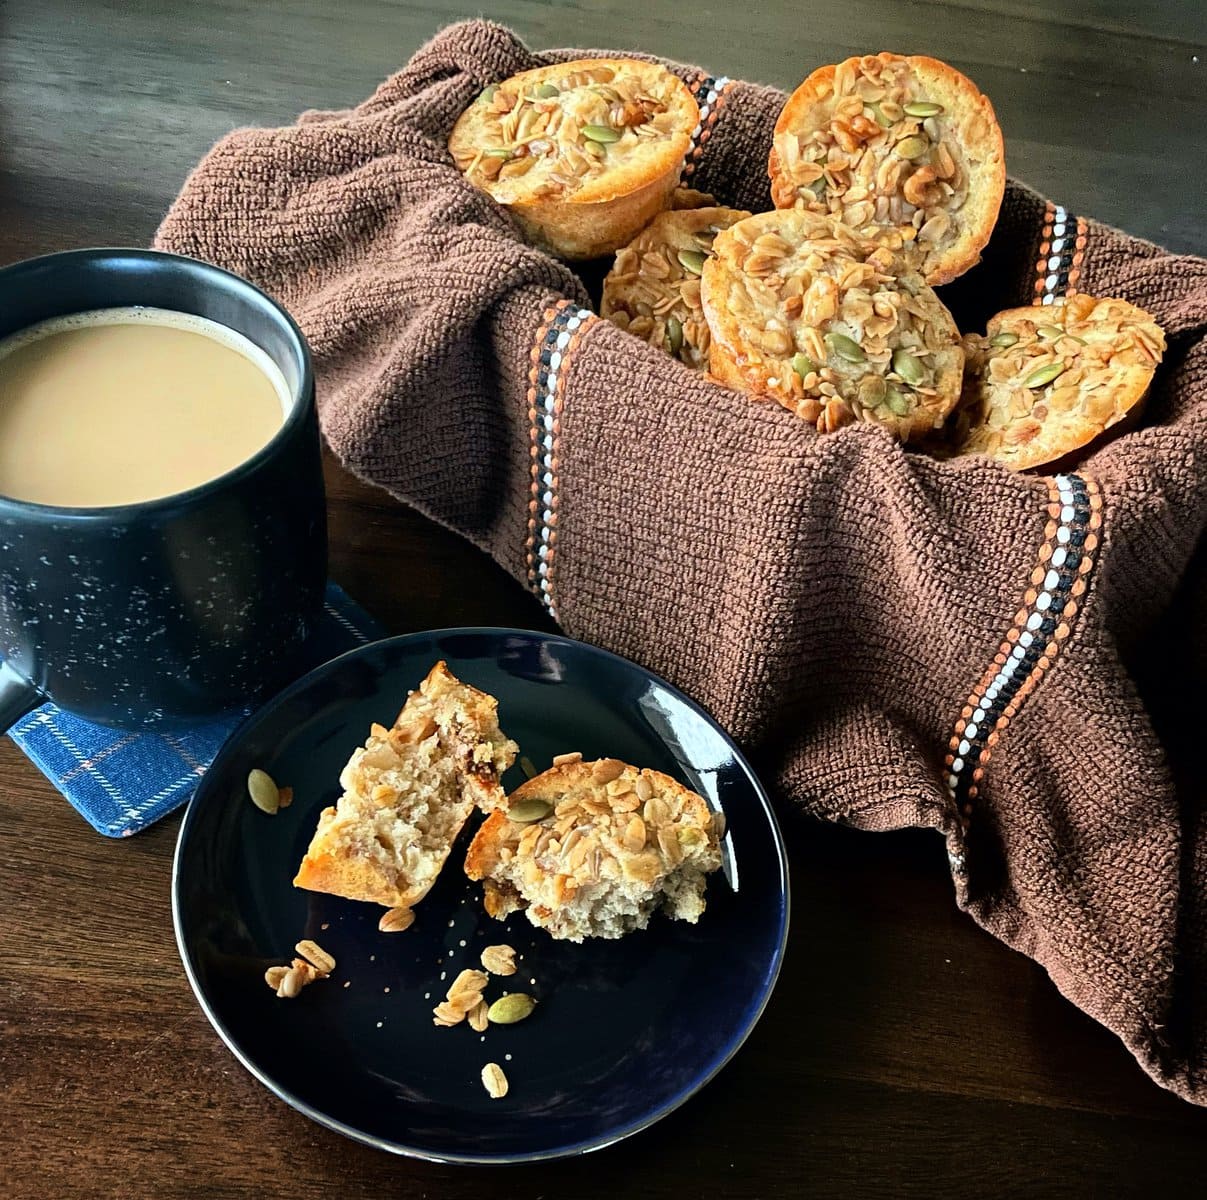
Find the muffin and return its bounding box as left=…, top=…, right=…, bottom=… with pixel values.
left=449, top=59, right=699, bottom=260
left=768, top=53, right=1005, bottom=285
left=700, top=209, right=964, bottom=439
left=601, top=206, right=751, bottom=369
left=293, top=662, right=518, bottom=910
left=464, top=757, right=723, bottom=942
left=947, top=295, right=1166, bottom=471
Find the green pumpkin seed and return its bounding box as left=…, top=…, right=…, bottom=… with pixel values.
left=482, top=148, right=512, bottom=158
left=894, top=135, right=930, bottom=160
left=487, top=993, right=537, bottom=1025
left=1023, top=360, right=1068, bottom=389
left=666, top=316, right=684, bottom=356
left=988, top=331, right=1019, bottom=349
left=791, top=352, right=817, bottom=379
left=885, top=385, right=912, bottom=417
left=891, top=348, right=925, bottom=386
left=508, top=798, right=553, bottom=824
left=1036, top=324, right=1066, bottom=339
left=677, top=249, right=708, bottom=275
left=247, top=768, right=280, bottom=815
left=867, top=103, right=893, bottom=129
left=479, top=85, right=498, bottom=105
left=903, top=101, right=944, bottom=118
left=859, top=374, right=887, bottom=405
left=581, top=124, right=620, bottom=144
left=825, top=332, right=866, bottom=363
left=583, top=139, right=606, bottom=160
left=533, top=83, right=560, bottom=99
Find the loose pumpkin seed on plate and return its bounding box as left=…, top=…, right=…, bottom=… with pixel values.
left=989, top=331, right=1019, bottom=348
left=487, top=993, right=538, bottom=1025
left=247, top=768, right=280, bottom=815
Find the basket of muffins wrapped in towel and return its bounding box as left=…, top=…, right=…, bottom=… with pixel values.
left=158, top=21, right=1207, bottom=1112
left=449, top=50, right=1165, bottom=466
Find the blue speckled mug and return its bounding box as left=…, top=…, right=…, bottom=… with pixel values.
left=0, top=249, right=327, bottom=730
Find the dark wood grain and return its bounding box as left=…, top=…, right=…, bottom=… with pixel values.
left=2, top=2, right=1206, bottom=1196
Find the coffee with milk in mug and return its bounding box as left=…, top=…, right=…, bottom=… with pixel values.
left=0, top=306, right=290, bottom=507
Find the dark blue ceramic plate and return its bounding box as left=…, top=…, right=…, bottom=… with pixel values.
left=172, top=628, right=789, bottom=1163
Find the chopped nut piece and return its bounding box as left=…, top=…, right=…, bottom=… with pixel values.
left=590, top=758, right=626, bottom=784
left=264, top=965, right=288, bottom=990
left=278, top=965, right=307, bottom=999
left=552, top=751, right=584, bottom=766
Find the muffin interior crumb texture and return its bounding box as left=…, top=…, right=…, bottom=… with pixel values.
left=293, top=662, right=517, bottom=908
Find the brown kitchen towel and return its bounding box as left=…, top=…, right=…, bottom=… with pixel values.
left=156, top=20, right=1207, bottom=1104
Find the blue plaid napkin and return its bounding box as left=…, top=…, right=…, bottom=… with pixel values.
left=8, top=582, right=383, bottom=837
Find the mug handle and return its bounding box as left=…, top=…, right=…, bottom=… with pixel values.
left=0, top=660, right=41, bottom=734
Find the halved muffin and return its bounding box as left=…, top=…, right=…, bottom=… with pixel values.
left=293, top=662, right=518, bottom=910
left=768, top=53, right=1005, bottom=285
left=601, top=206, right=751, bottom=369
left=449, top=59, right=699, bottom=260
left=464, top=758, right=723, bottom=942
left=701, top=209, right=964, bottom=439
left=945, top=295, right=1166, bottom=471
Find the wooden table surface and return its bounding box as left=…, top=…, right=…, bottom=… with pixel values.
left=2, top=2, right=1205, bottom=1195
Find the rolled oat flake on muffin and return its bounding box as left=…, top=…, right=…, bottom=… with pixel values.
left=769, top=52, right=1005, bottom=285
left=701, top=209, right=964, bottom=439
left=448, top=59, right=699, bottom=260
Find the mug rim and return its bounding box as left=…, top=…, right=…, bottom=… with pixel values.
left=0, top=247, right=316, bottom=522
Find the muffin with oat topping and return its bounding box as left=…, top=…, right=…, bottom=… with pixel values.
left=768, top=53, right=1005, bottom=285
left=464, top=757, right=723, bottom=942
left=449, top=59, right=699, bottom=260
left=701, top=209, right=964, bottom=439
left=945, top=295, right=1166, bottom=471
left=601, top=206, right=751, bottom=369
